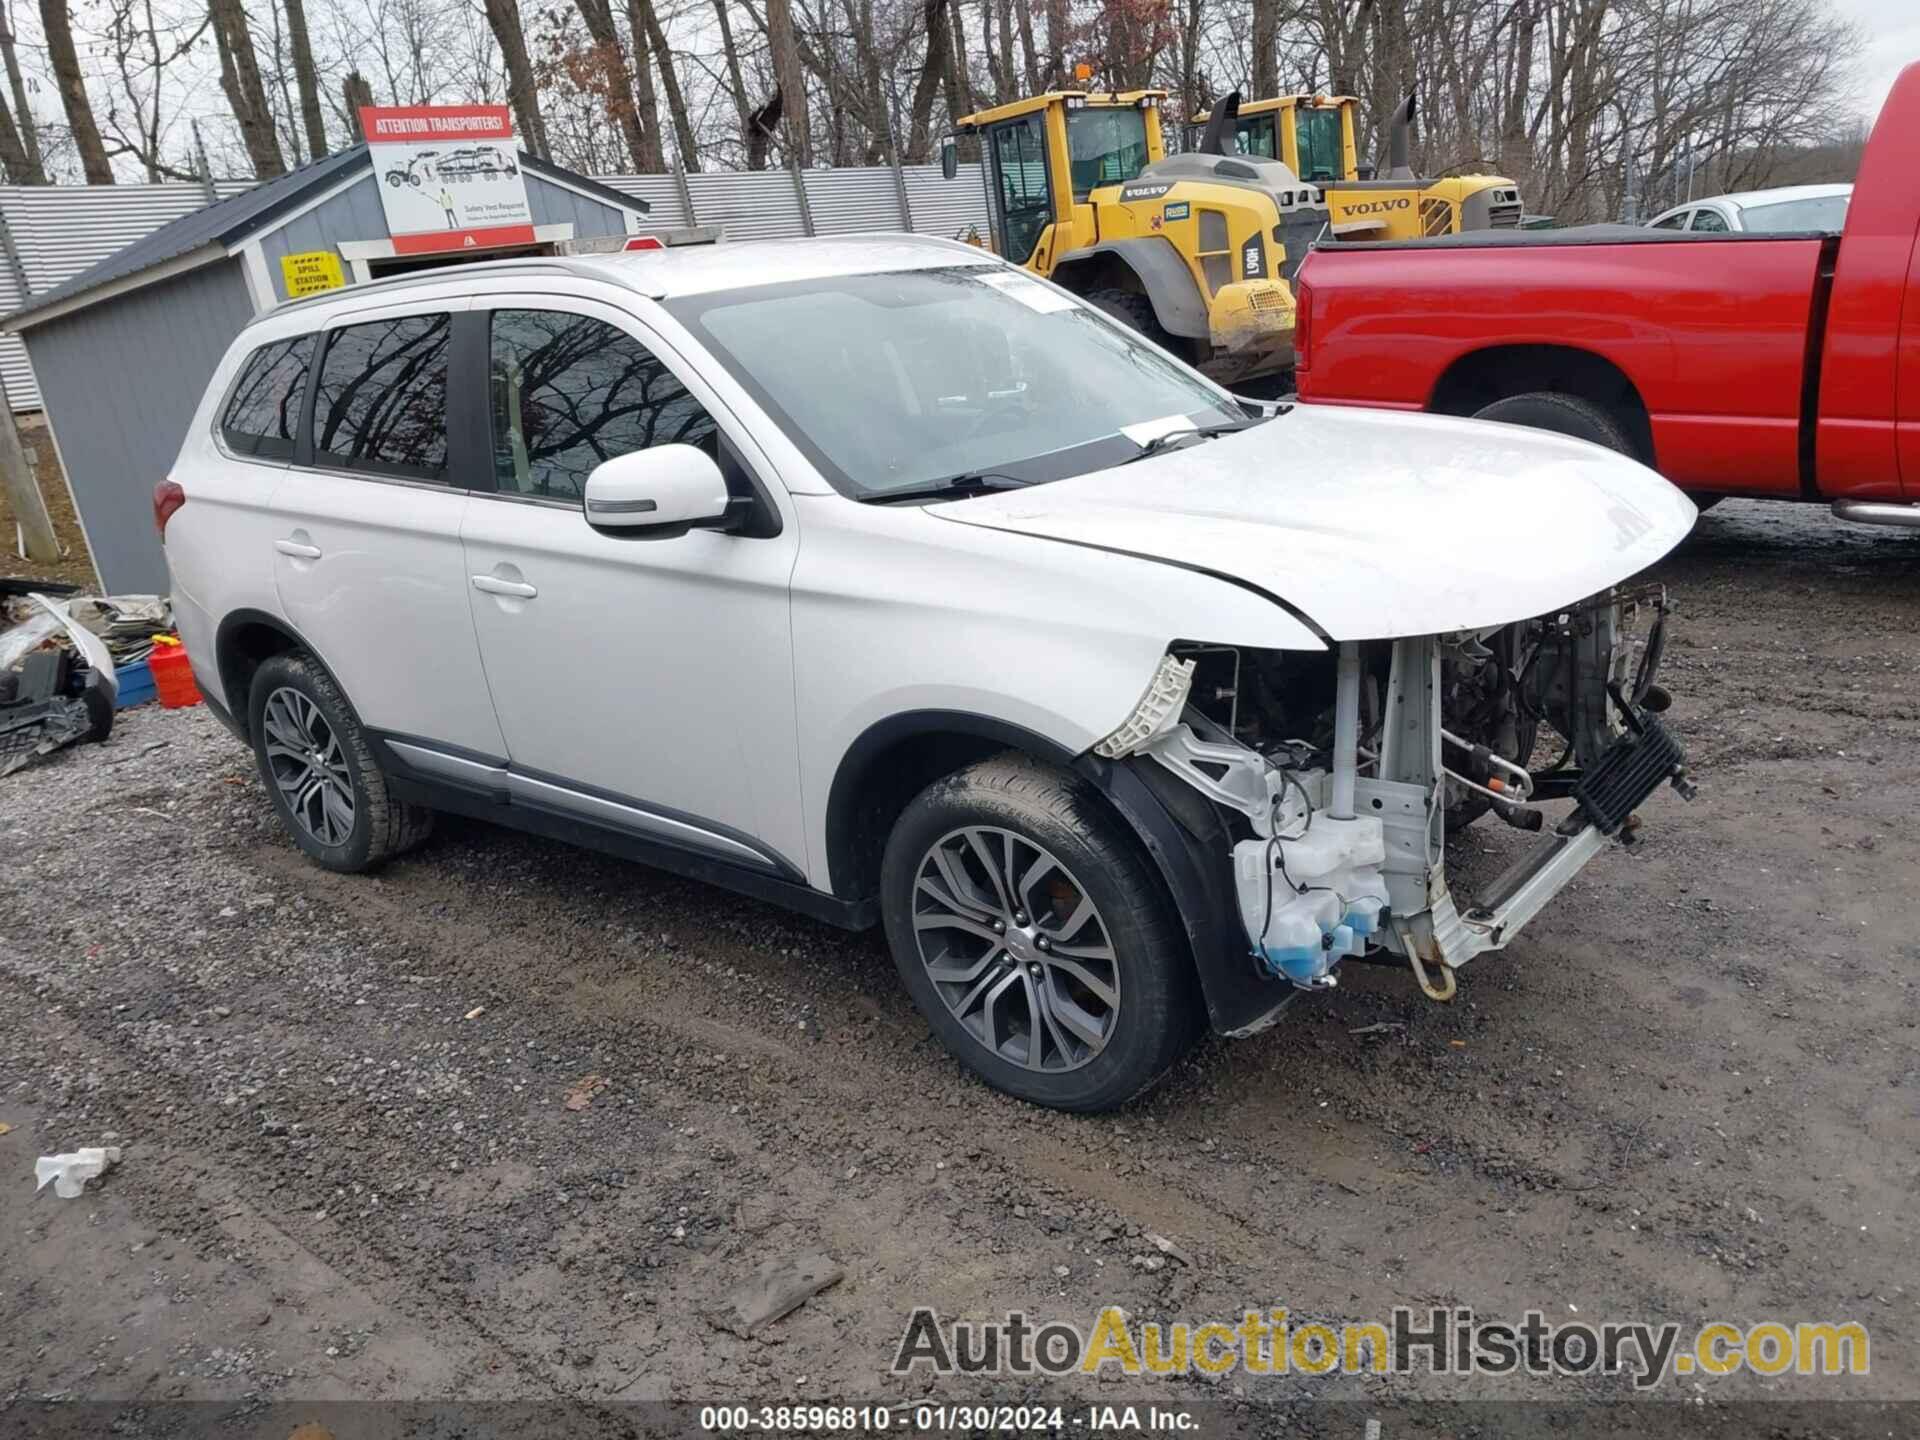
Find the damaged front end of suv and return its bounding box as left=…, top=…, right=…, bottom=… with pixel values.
left=1096, top=586, right=1693, bottom=1020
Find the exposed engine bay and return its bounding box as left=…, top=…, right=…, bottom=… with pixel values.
left=1101, top=587, right=1693, bottom=1009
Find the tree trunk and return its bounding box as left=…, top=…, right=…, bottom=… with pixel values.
left=576, top=0, right=658, bottom=170
left=905, top=0, right=950, bottom=161
left=39, top=0, right=113, bottom=183
left=0, top=13, right=43, bottom=180
left=766, top=0, right=810, bottom=165
left=943, top=0, right=973, bottom=122
left=712, top=0, right=754, bottom=159
left=282, top=0, right=327, bottom=159
left=632, top=0, right=700, bottom=170
left=343, top=72, right=374, bottom=140
left=209, top=0, right=287, bottom=178
left=1013, top=0, right=1039, bottom=93
left=1250, top=0, right=1279, bottom=96
left=0, top=87, right=35, bottom=184
left=994, top=0, right=1015, bottom=104
left=481, top=0, right=550, bottom=157
left=1043, top=0, right=1067, bottom=86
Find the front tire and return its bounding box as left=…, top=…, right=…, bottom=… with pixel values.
left=880, top=754, right=1199, bottom=1112
left=249, top=652, right=432, bottom=874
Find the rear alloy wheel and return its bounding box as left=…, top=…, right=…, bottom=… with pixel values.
left=248, top=651, right=432, bottom=873
left=881, top=754, right=1198, bottom=1111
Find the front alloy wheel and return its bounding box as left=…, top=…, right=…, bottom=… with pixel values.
left=912, top=826, right=1120, bottom=1073
left=880, top=754, right=1199, bottom=1112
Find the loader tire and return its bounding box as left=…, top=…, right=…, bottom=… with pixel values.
left=1085, top=287, right=1180, bottom=355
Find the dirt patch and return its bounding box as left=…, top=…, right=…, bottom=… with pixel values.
left=0, top=500, right=1914, bottom=1434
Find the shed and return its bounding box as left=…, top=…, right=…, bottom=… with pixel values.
left=2, top=145, right=650, bottom=593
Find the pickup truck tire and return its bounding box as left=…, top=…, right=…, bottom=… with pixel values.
left=1085, top=287, right=1179, bottom=354
left=248, top=652, right=433, bottom=874
left=880, top=752, right=1199, bottom=1113
left=1472, top=392, right=1638, bottom=458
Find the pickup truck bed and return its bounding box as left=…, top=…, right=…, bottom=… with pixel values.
left=1291, top=62, right=1919, bottom=516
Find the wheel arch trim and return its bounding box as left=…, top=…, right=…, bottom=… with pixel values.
left=213, top=608, right=354, bottom=743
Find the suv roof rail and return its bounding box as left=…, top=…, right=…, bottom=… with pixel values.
left=246, top=256, right=621, bottom=328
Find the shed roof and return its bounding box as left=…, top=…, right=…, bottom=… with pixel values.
left=5, top=144, right=648, bottom=331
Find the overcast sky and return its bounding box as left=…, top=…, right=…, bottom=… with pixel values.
left=1837, top=0, right=1918, bottom=122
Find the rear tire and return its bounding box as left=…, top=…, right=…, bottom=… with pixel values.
left=1471, top=391, right=1638, bottom=458
left=248, top=652, right=432, bottom=874
left=880, top=753, right=1200, bottom=1112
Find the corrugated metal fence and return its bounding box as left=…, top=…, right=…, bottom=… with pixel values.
left=0, top=163, right=991, bottom=411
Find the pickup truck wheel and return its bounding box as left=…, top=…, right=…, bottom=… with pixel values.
left=880, top=753, right=1199, bottom=1112
left=1471, top=392, right=1638, bottom=458
left=1085, top=287, right=1179, bottom=354
left=248, top=652, right=432, bottom=874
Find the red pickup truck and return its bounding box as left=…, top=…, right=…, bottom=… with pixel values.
left=1292, top=62, right=1918, bottom=527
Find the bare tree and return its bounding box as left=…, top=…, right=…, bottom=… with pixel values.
left=0, top=4, right=43, bottom=179
left=631, top=0, right=700, bottom=168
left=210, top=0, right=287, bottom=175
left=283, top=0, right=327, bottom=157
left=40, top=0, right=115, bottom=181
left=765, top=0, right=809, bottom=163
left=481, top=0, right=550, bottom=155
left=99, top=0, right=211, bottom=178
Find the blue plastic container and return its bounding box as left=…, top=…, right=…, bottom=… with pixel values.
left=114, top=658, right=156, bottom=709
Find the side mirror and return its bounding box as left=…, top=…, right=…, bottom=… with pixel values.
left=940, top=135, right=958, bottom=181
left=582, top=445, right=731, bottom=533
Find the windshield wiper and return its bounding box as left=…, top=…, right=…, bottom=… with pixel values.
left=863, top=472, right=1037, bottom=505
left=1122, top=419, right=1263, bottom=465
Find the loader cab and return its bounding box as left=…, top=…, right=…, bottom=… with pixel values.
left=947, top=92, right=1168, bottom=268
left=1191, top=95, right=1360, bottom=185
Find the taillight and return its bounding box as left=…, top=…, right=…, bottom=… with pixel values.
left=154, top=479, right=185, bottom=537
left=1292, top=276, right=1313, bottom=372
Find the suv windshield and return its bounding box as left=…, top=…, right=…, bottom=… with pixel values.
left=665, top=266, right=1241, bottom=499
left=1066, top=107, right=1150, bottom=201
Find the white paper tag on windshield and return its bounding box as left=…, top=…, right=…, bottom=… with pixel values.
left=977, top=269, right=1080, bottom=314
left=1121, top=414, right=1199, bottom=448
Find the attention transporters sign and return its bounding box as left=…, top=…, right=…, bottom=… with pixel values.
left=358, top=105, right=536, bottom=255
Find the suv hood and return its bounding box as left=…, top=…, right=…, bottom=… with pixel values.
left=929, top=403, right=1696, bottom=641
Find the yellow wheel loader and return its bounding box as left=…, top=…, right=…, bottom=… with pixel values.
left=1191, top=91, right=1526, bottom=262
left=941, top=91, right=1309, bottom=384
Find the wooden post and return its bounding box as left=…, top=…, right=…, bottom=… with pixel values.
left=0, top=405, right=57, bottom=565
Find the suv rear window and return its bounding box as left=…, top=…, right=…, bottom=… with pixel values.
left=221, top=335, right=314, bottom=459
left=310, top=314, right=451, bottom=481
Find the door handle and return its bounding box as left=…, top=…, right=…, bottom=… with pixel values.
left=275, top=538, right=322, bottom=559
left=471, top=574, right=537, bottom=599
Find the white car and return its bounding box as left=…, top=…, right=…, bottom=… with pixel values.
left=159, top=236, right=1696, bottom=1111
left=1645, top=183, right=1851, bottom=234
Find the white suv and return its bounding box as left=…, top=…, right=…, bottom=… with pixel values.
left=160, top=235, right=1696, bottom=1111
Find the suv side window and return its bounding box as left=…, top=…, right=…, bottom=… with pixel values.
left=1688, top=207, right=1731, bottom=233
left=1650, top=211, right=1688, bottom=230
left=489, top=309, right=717, bottom=500
left=221, top=335, right=314, bottom=459
left=310, top=314, right=452, bottom=481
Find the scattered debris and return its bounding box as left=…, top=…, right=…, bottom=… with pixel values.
left=0, top=1122, right=12, bottom=1136
left=464, top=1006, right=486, bottom=1021
left=34, top=1145, right=122, bottom=1199
left=707, top=1252, right=844, bottom=1338
left=1143, top=1232, right=1195, bottom=1267
left=1349, top=1021, right=1406, bottom=1037
left=564, top=1075, right=609, bottom=1111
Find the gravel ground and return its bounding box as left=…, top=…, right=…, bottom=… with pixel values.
left=1, top=499, right=1915, bottom=1436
